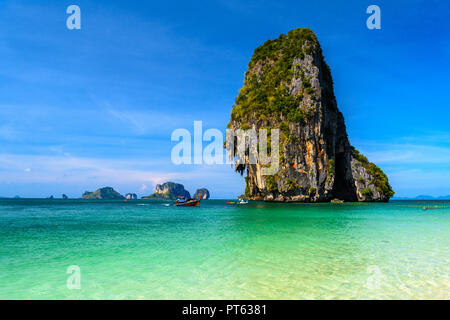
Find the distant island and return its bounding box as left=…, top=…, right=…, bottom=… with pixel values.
left=142, top=182, right=210, bottom=200
left=194, top=188, right=210, bottom=200
left=393, top=195, right=450, bottom=200
left=82, top=187, right=125, bottom=200
left=142, top=182, right=191, bottom=200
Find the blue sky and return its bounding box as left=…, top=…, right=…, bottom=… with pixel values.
left=0, top=0, right=449, bottom=198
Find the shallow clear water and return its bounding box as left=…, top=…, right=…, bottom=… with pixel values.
left=0, top=199, right=448, bottom=299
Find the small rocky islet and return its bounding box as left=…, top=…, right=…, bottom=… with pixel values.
left=142, top=182, right=210, bottom=200
left=193, top=188, right=210, bottom=200
left=227, top=28, right=394, bottom=202
left=125, top=193, right=138, bottom=200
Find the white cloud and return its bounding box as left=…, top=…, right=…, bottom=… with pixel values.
left=388, top=169, right=450, bottom=197
left=104, top=106, right=207, bottom=136
left=0, top=153, right=244, bottom=198
left=0, top=154, right=179, bottom=185
left=357, top=143, right=450, bottom=165
left=352, top=139, right=450, bottom=197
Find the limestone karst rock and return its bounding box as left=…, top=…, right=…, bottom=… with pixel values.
left=143, top=182, right=191, bottom=200
left=125, top=193, right=138, bottom=200
left=227, top=28, right=394, bottom=202
left=193, top=188, right=210, bottom=200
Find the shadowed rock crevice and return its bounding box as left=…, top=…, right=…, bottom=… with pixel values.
left=332, top=152, right=357, bottom=202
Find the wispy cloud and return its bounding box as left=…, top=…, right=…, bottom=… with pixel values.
left=0, top=153, right=178, bottom=185
left=106, top=107, right=182, bottom=136
left=363, top=144, right=450, bottom=165
left=352, top=137, right=450, bottom=197
left=0, top=153, right=244, bottom=198
left=388, top=169, right=450, bottom=197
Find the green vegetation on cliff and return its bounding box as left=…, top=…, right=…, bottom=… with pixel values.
left=229, top=28, right=334, bottom=126
left=265, top=175, right=278, bottom=192
left=361, top=187, right=373, bottom=197
left=227, top=28, right=393, bottom=202
left=351, top=147, right=395, bottom=198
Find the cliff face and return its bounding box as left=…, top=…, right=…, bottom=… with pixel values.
left=143, top=182, right=191, bottom=200
left=228, top=28, right=394, bottom=202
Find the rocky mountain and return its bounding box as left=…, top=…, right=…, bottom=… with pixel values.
left=82, top=187, right=125, bottom=200
left=125, top=193, right=138, bottom=200
left=142, top=182, right=191, bottom=200
left=193, top=188, right=210, bottom=200
left=227, top=28, right=394, bottom=202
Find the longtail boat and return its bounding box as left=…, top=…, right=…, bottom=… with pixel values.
left=175, top=196, right=201, bottom=207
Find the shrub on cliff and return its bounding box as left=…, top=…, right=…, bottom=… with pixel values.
left=229, top=28, right=322, bottom=126
left=352, top=147, right=394, bottom=198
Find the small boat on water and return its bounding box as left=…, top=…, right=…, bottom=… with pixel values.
left=238, top=198, right=248, bottom=205
left=423, top=205, right=450, bottom=210
left=176, top=196, right=201, bottom=207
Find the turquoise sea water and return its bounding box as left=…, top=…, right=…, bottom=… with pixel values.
left=0, top=199, right=448, bottom=299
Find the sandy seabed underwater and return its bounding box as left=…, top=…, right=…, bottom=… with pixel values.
left=0, top=199, right=448, bottom=299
